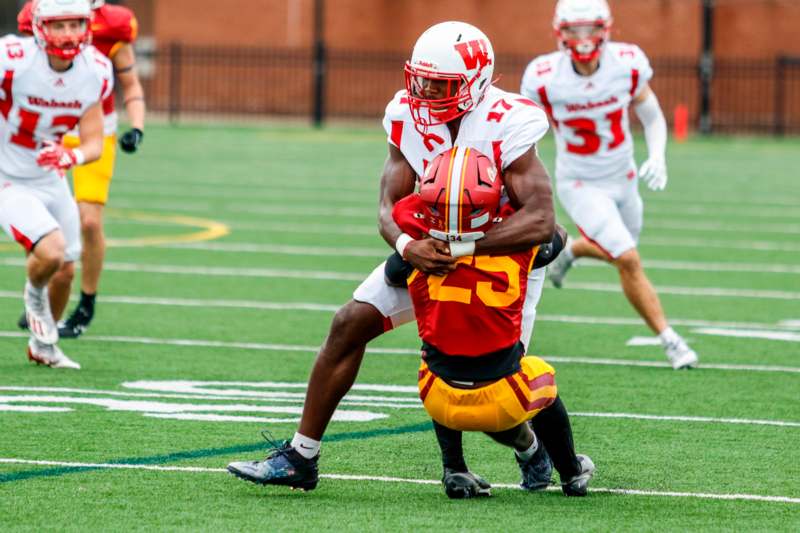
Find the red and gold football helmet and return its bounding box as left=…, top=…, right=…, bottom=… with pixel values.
left=419, top=146, right=503, bottom=243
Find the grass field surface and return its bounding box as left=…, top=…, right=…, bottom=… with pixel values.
left=1, top=125, right=799, bottom=531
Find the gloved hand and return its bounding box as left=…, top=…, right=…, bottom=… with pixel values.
left=119, top=128, right=144, bottom=153
left=638, top=157, right=668, bottom=191
left=36, top=141, right=82, bottom=175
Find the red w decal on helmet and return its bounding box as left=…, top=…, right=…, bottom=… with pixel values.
left=454, top=40, right=493, bottom=70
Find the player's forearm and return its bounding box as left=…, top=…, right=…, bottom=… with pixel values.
left=122, top=81, right=145, bottom=131
left=635, top=92, right=667, bottom=160
left=379, top=204, right=405, bottom=251
left=77, top=135, right=103, bottom=163
left=475, top=205, right=555, bottom=255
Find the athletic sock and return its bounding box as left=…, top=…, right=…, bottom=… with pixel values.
left=25, top=280, right=45, bottom=299
left=530, top=396, right=581, bottom=479
left=79, top=291, right=96, bottom=317
left=433, top=420, right=468, bottom=472
left=514, top=431, right=539, bottom=462
left=291, top=432, right=321, bottom=459
left=563, top=239, right=575, bottom=263
left=658, top=326, right=681, bottom=346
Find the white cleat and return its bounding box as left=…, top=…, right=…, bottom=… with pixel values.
left=664, top=337, right=699, bottom=370
left=24, top=282, right=59, bottom=345
left=27, top=338, right=81, bottom=370
left=562, top=454, right=595, bottom=497
left=547, top=243, right=573, bottom=289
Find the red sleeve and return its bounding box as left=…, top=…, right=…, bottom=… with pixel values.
left=17, top=2, right=34, bottom=35
left=392, top=195, right=429, bottom=239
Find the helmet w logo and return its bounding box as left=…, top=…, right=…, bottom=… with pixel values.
left=454, top=40, right=492, bottom=70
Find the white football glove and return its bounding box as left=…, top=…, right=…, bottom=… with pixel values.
left=638, top=157, right=668, bottom=191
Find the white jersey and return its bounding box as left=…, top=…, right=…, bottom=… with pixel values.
left=521, top=42, right=653, bottom=182
left=0, top=36, right=113, bottom=180
left=382, top=85, right=549, bottom=178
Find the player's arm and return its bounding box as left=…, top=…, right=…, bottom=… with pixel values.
left=36, top=103, right=104, bottom=173
left=461, top=147, right=555, bottom=257
left=378, top=144, right=456, bottom=275
left=113, top=43, right=145, bottom=153
left=77, top=102, right=105, bottom=163
left=633, top=83, right=668, bottom=191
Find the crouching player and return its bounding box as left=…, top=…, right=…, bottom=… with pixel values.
left=390, top=147, right=594, bottom=498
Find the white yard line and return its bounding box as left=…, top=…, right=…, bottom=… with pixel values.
left=1, top=384, right=797, bottom=428
left=569, top=412, right=800, bottom=428
left=692, top=328, right=800, bottom=343
left=2, top=258, right=798, bottom=299
left=159, top=242, right=800, bottom=274
left=1, top=290, right=797, bottom=332
left=1, top=458, right=798, bottom=504
left=0, top=331, right=797, bottom=373
left=107, top=198, right=800, bottom=222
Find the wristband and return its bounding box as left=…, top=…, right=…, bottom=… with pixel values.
left=449, top=241, right=475, bottom=258
left=395, top=233, right=414, bottom=258
left=72, top=148, right=85, bottom=166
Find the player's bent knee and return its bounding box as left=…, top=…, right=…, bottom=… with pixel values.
left=79, top=211, right=104, bottom=236
left=614, top=248, right=642, bottom=274
left=34, top=231, right=66, bottom=268
left=51, top=261, right=75, bottom=285
left=327, top=300, right=386, bottom=347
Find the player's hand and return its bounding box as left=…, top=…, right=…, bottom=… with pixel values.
left=404, top=238, right=457, bottom=276
left=119, top=128, right=144, bottom=153
left=639, top=157, right=668, bottom=191
left=36, top=141, right=80, bottom=175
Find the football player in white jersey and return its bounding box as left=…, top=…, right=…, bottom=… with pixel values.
left=228, top=21, right=593, bottom=497
left=521, top=0, right=698, bottom=370
left=0, top=0, right=113, bottom=369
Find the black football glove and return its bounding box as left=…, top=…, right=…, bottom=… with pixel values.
left=119, top=128, right=144, bottom=153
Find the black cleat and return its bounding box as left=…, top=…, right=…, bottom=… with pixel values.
left=227, top=434, right=319, bottom=491
left=442, top=468, right=491, bottom=499
left=58, top=306, right=93, bottom=339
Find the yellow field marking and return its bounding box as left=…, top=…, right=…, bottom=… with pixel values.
left=0, top=210, right=230, bottom=251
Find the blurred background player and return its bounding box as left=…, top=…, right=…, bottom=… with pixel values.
left=389, top=147, right=593, bottom=499
left=520, top=0, right=698, bottom=370
left=0, top=0, right=114, bottom=368
left=226, top=21, right=558, bottom=491
left=17, top=0, right=146, bottom=338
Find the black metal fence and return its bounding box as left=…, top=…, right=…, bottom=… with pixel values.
left=139, top=44, right=800, bottom=135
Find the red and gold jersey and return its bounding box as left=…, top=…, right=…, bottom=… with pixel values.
left=394, top=195, right=537, bottom=357
left=18, top=2, right=137, bottom=122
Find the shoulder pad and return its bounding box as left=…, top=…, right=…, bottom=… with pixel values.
left=384, top=89, right=411, bottom=121
left=17, top=2, right=33, bottom=35
left=92, top=5, right=138, bottom=43
left=608, top=42, right=648, bottom=66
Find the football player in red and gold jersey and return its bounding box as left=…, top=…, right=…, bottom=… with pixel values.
left=18, top=0, right=145, bottom=337
left=387, top=146, right=594, bottom=499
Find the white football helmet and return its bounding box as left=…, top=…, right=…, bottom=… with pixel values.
left=553, top=0, right=612, bottom=63
left=32, top=0, right=92, bottom=60
left=404, top=21, right=495, bottom=134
